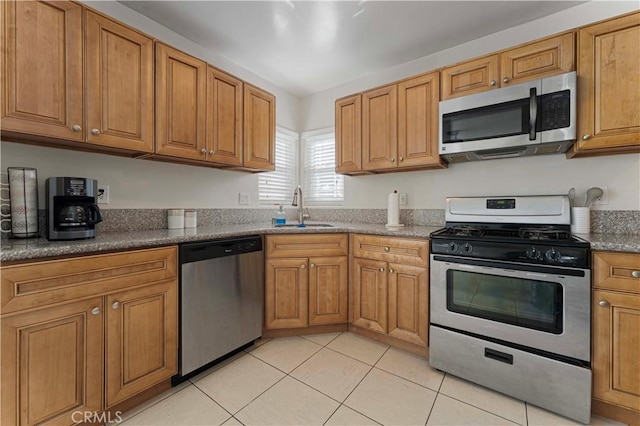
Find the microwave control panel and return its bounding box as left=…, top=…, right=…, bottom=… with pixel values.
left=537, top=90, right=571, bottom=131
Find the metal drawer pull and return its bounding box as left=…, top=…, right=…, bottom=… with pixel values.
left=489, top=80, right=496, bottom=86
left=502, top=77, right=510, bottom=83
left=209, top=150, right=215, bottom=155
left=310, top=263, right=315, bottom=268
left=384, top=246, right=390, bottom=252
left=91, top=128, right=100, bottom=135
left=91, top=307, right=100, bottom=315
left=632, top=270, right=640, bottom=278
left=301, top=264, right=306, bottom=269
left=484, top=348, right=513, bottom=364
left=599, top=300, right=609, bottom=307
left=72, top=124, right=81, bottom=132
left=582, top=134, right=591, bottom=140
left=112, top=301, right=120, bottom=309
left=201, top=148, right=207, bottom=154
left=389, top=269, right=394, bottom=274
left=379, top=267, right=385, bottom=272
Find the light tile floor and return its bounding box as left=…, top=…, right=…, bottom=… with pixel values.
left=118, top=332, right=626, bottom=426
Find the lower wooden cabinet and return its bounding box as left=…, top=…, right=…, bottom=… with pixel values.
left=351, top=234, right=429, bottom=347
left=264, top=235, right=348, bottom=330
left=106, top=280, right=178, bottom=407
left=591, top=251, right=640, bottom=423
left=0, top=247, right=178, bottom=426
left=1, top=297, right=104, bottom=426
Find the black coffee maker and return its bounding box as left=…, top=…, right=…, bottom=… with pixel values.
left=46, top=177, right=103, bottom=240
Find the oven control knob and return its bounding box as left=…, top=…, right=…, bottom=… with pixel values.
left=449, top=242, right=459, bottom=253
left=545, top=249, right=561, bottom=261
left=463, top=243, right=473, bottom=253
left=526, top=247, right=539, bottom=260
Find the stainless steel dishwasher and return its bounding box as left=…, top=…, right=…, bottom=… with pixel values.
left=176, top=235, right=263, bottom=382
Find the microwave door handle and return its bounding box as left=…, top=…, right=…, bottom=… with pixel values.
left=529, top=87, right=537, bottom=141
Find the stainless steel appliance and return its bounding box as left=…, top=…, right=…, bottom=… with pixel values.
left=429, top=195, right=592, bottom=424
left=439, top=72, right=576, bottom=162
left=176, top=236, right=264, bottom=382
left=45, top=177, right=103, bottom=240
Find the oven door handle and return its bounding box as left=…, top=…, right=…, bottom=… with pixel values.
left=432, top=255, right=586, bottom=277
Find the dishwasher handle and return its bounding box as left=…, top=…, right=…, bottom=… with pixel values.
left=180, top=236, right=263, bottom=264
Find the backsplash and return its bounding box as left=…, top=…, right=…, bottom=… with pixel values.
left=1, top=208, right=637, bottom=238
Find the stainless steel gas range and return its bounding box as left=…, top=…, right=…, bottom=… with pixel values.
left=429, top=195, right=591, bottom=424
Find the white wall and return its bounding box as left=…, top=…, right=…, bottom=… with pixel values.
left=1, top=1, right=639, bottom=211
left=300, top=1, right=640, bottom=211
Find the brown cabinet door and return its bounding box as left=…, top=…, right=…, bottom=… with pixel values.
left=335, top=94, right=362, bottom=174
left=1, top=0, right=83, bottom=141
left=207, top=67, right=243, bottom=166
left=362, top=84, right=397, bottom=170
left=440, top=55, right=499, bottom=100
left=387, top=263, right=428, bottom=346
left=155, top=42, right=207, bottom=160
left=572, top=13, right=640, bottom=156
left=308, top=256, right=348, bottom=326
left=593, top=251, right=640, bottom=294
left=1, top=297, right=103, bottom=426
left=592, top=290, right=640, bottom=412
left=105, top=280, right=178, bottom=407
left=500, top=32, right=575, bottom=86
left=265, top=258, right=308, bottom=329
left=243, top=84, right=275, bottom=171
left=397, top=72, right=444, bottom=169
left=85, top=11, right=154, bottom=153
left=352, top=257, right=388, bottom=334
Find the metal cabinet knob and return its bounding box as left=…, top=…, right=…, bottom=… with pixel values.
left=209, top=150, right=215, bottom=155
left=301, top=264, right=306, bottom=269
left=390, top=158, right=395, bottom=162
left=502, top=77, right=510, bottom=83
left=599, top=300, right=609, bottom=307
left=201, top=148, right=207, bottom=154
left=399, top=156, right=404, bottom=161
left=112, top=301, right=120, bottom=309
left=310, top=263, right=315, bottom=268
left=384, top=247, right=390, bottom=252
left=379, top=267, right=385, bottom=272
left=91, top=307, right=101, bottom=315
left=389, top=269, right=395, bottom=274
left=489, top=80, right=497, bottom=86
left=72, top=124, right=81, bottom=132
left=91, top=128, right=100, bottom=135
left=632, top=270, right=640, bottom=278
left=582, top=134, right=591, bottom=140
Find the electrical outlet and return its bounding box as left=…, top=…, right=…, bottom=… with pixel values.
left=238, top=192, right=250, bottom=205
left=97, top=185, right=109, bottom=204
left=592, top=186, right=608, bottom=205
left=399, top=192, right=408, bottom=205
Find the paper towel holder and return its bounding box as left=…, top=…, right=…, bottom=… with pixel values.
left=386, top=189, right=405, bottom=228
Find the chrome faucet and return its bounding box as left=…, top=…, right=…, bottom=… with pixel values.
left=291, top=185, right=310, bottom=225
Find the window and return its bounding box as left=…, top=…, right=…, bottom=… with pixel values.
left=258, top=128, right=298, bottom=205
left=302, top=129, right=344, bottom=206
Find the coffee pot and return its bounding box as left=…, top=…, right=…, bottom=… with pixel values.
left=57, top=204, right=103, bottom=228
left=46, top=177, right=103, bottom=240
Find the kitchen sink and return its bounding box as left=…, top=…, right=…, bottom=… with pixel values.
left=274, top=223, right=335, bottom=228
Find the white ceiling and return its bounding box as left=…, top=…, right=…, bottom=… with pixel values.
left=120, top=1, right=585, bottom=97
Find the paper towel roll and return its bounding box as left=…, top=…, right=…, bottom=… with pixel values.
left=387, top=190, right=400, bottom=226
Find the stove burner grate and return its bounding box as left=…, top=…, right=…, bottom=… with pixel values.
left=448, top=225, right=486, bottom=237
left=518, top=226, right=571, bottom=241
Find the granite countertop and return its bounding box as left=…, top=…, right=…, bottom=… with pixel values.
left=1, top=222, right=638, bottom=263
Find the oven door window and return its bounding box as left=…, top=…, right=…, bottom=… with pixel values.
left=446, top=270, right=563, bottom=334
left=442, top=98, right=530, bottom=143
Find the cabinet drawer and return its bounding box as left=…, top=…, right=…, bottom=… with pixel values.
left=351, top=234, right=429, bottom=266
left=593, top=251, right=640, bottom=294
left=265, top=234, right=348, bottom=258
left=1, top=246, right=178, bottom=315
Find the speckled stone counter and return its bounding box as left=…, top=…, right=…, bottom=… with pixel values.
left=0, top=223, right=442, bottom=262
left=580, top=233, right=640, bottom=254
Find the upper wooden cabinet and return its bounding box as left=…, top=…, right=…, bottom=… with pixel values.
left=335, top=94, right=362, bottom=174
left=1, top=0, right=84, bottom=141
left=243, top=84, right=276, bottom=171
left=207, top=66, right=243, bottom=166
left=155, top=42, right=207, bottom=161
left=357, top=72, right=444, bottom=173
left=85, top=11, right=154, bottom=153
left=441, top=32, right=575, bottom=100
left=568, top=12, right=640, bottom=158
left=363, top=84, right=397, bottom=170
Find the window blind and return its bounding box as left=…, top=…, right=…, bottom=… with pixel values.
left=258, top=128, right=298, bottom=205
left=302, top=130, right=344, bottom=206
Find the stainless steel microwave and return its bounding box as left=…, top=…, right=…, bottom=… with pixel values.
left=439, top=71, right=576, bottom=163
